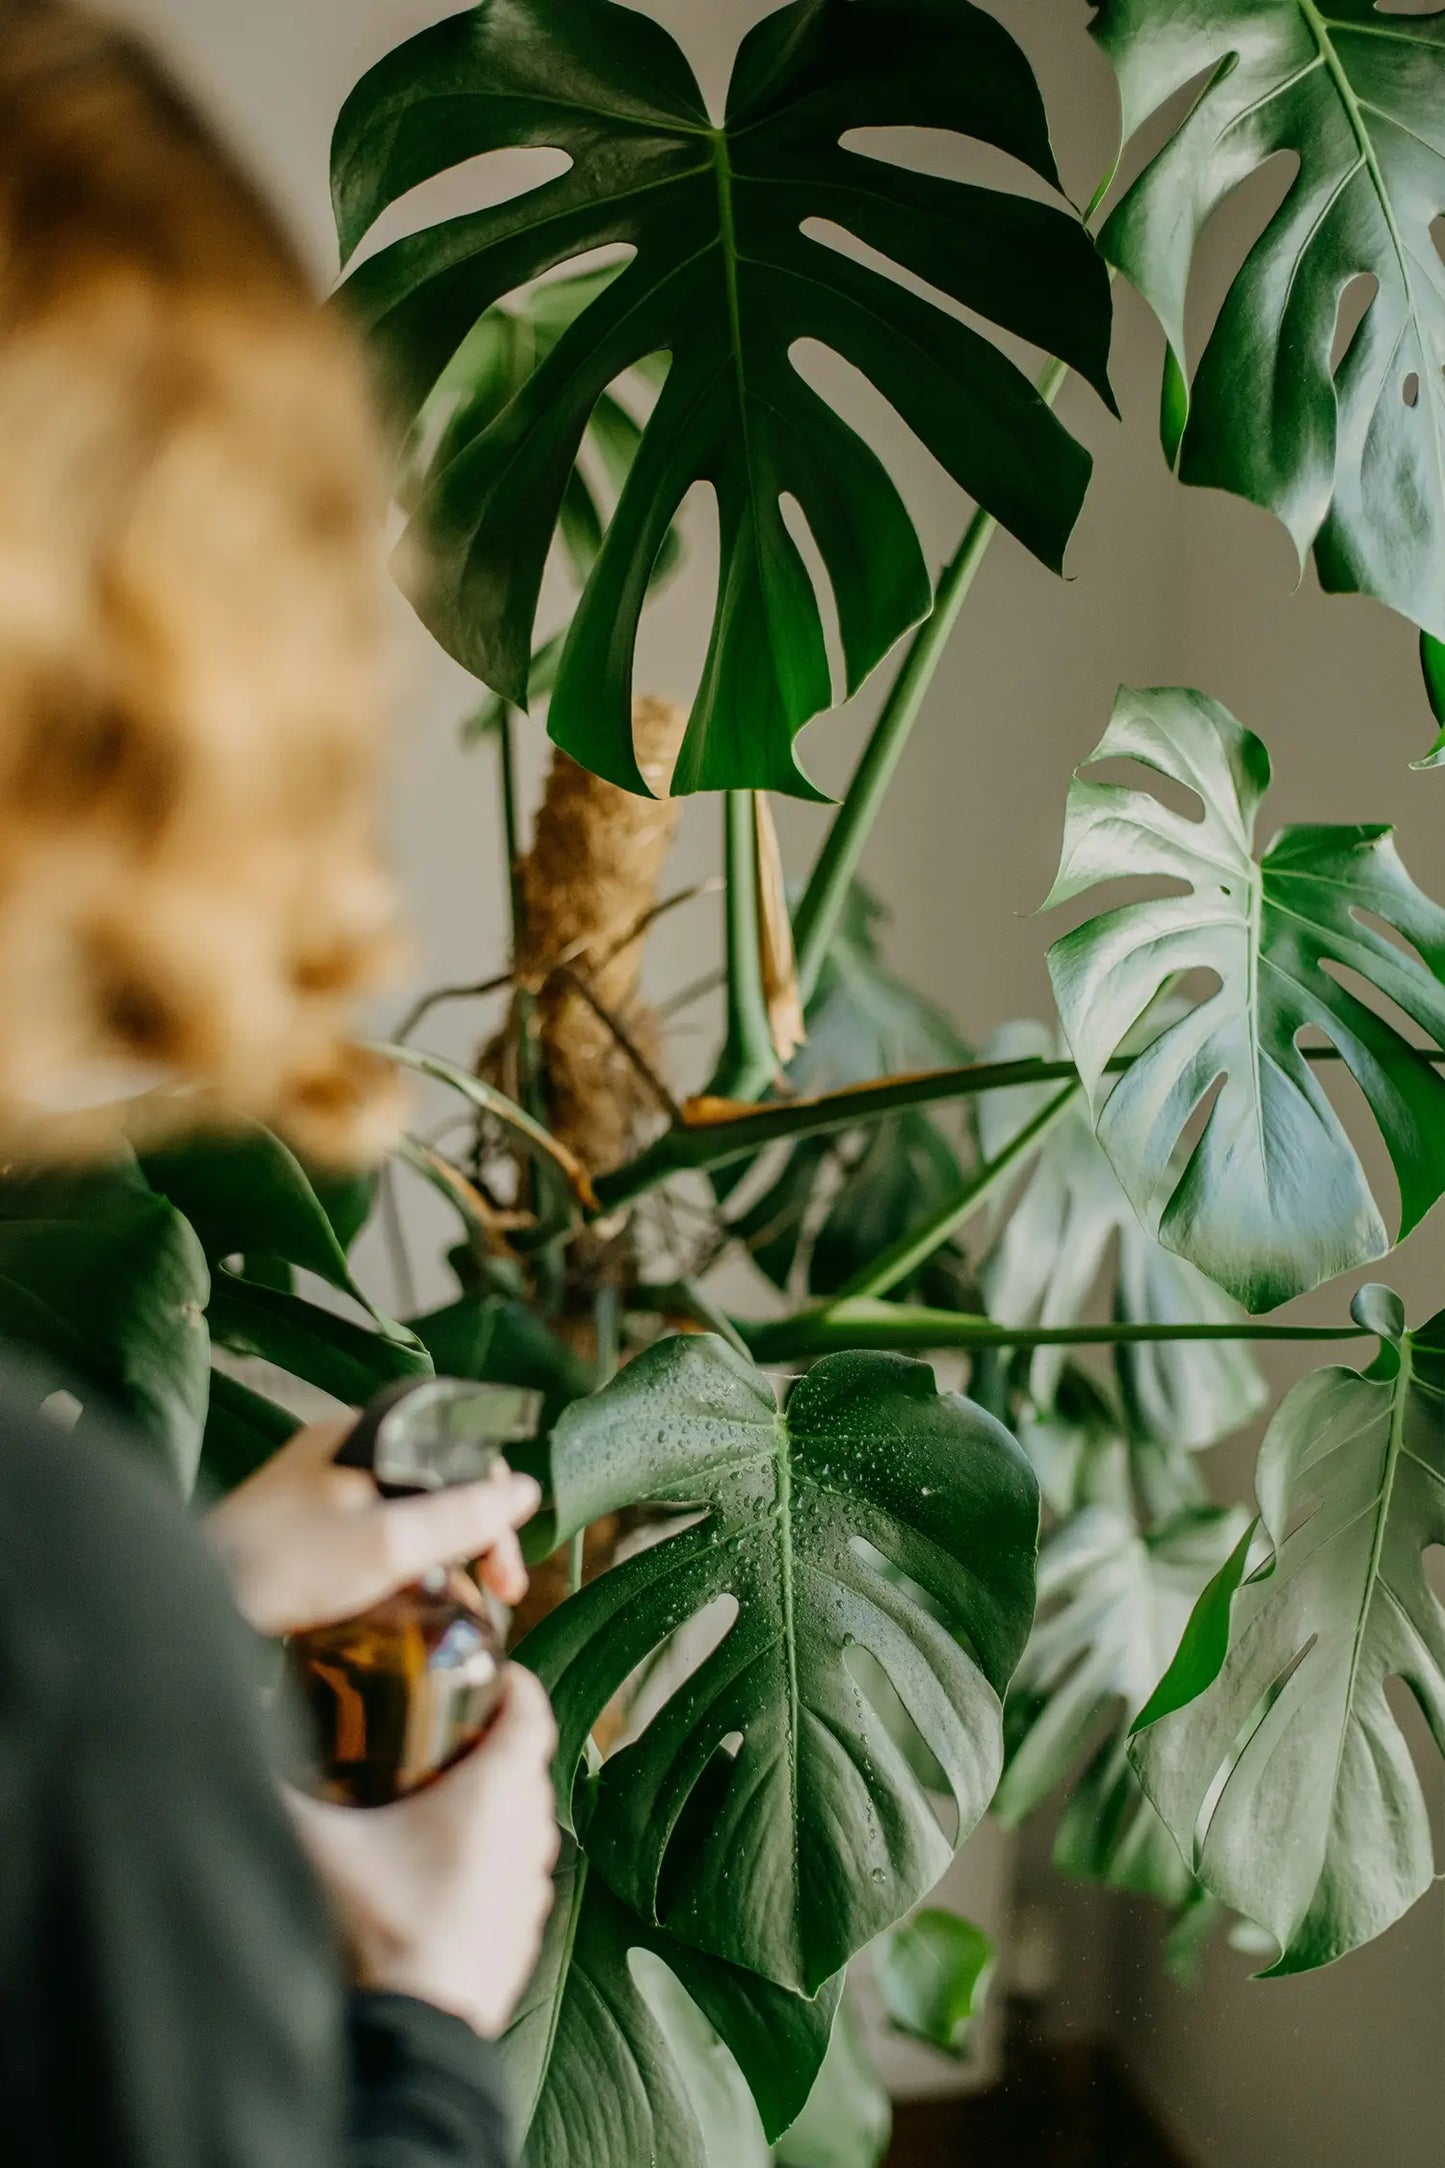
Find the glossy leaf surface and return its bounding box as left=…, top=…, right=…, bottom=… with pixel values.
left=334, top=0, right=1112, bottom=795
left=499, top=1833, right=838, bottom=2167
left=0, top=1163, right=210, bottom=1488
left=1095, top=0, right=1445, bottom=636
left=207, top=1274, right=430, bottom=1409
left=1131, top=1290, right=1445, bottom=1974
left=1045, top=686, right=1445, bottom=1309
left=772, top=2005, right=891, bottom=2168
left=520, top=1335, right=1038, bottom=1993
left=139, top=1122, right=392, bottom=1325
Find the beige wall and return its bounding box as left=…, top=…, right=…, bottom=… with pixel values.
left=103, top=3, right=1445, bottom=2160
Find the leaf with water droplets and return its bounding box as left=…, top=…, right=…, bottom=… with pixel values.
left=518, top=1335, right=1038, bottom=1994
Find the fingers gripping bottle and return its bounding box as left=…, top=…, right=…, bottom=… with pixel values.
left=285, top=1378, right=541, bottom=1808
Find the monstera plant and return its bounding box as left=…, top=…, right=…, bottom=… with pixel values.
left=9, top=4, right=1445, bottom=2163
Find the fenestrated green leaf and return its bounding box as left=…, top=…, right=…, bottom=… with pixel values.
left=1044, top=686, right=1445, bottom=1310
left=333, top=0, right=1113, bottom=796
left=1130, top=1288, right=1445, bottom=1975
left=499, top=1831, right=839, bottom=2168
left=0, top=1162, right=210, bottom=1489
left=980, top=1017, right=1267, bottom=1444
left=518, top=1335, right=1038, bottom=1994
left=875, top=1907, right=994, bottom=2058
left=1094, top=0, right=1445, bottom=637
left=996, top=1502, right=1249, bottom=1849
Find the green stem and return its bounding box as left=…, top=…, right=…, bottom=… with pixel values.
left=790, top=355, right=1069, bottom=1020
left=594, top=1042, right=1445, bottom=1213
left=497, top=705, right=525, bottom=965
left=714, top=791, right=777, bottom=1098
left=836, top=1084, right=1080, bottom=1302
left=738, top=1299, right=1368, bottom=1366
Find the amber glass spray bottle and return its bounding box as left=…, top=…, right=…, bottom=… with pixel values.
left=286, top=1378, right=542, bottom=1808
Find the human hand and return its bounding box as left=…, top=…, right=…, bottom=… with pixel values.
left=288, top=1665, right=560, bottom=2038
left=208, top=1416, right=540, bottom=1638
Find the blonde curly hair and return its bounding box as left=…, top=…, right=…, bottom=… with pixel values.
left=0, top=3, right=401, bottom=1163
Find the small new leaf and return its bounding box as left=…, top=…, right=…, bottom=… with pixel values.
left=876, top=1908, right=994, bottom=2058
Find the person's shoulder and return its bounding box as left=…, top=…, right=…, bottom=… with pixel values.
left=0, top=1374, right=247, bottom=1727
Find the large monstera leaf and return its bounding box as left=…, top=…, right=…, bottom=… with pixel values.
left=500, top=1831, right=837, bottom=2168
left=1132, top=1288, right=1445, bottom=1974
left=996, top=1502, right=1248, bottom=1914
left=1045, top=686, right=1445, bottom=1311
left=333, top=0, right=1113, bottom=796
left=518, top=1335, right=1038, bottom=1995
left=980, top=1017, right=1266, bottom=1446
left=1094, top=0, right=1445, bottom=637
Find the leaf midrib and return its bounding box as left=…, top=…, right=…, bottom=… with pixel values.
left=1317, top=1343, right=1411, bottom=1858
left=771, top=1408, right=803, bottom=1966
left=1296, top=0, right=1445, bottom=519
left=524, top=1848, right=590, bottom=2134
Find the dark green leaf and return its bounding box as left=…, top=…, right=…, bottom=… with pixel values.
left=207, top=1273, right=430, bottom=1409
left=410, top=1292, right=592, bottom=1411
left=1131, top=1290, right=1445, bottom=1974
left=808, top=1116, right=972, bottom=1306
left=519, top=1335, right=1038, bottom=1993
left=981, top=1016, right=1267, bottom=1444
left=1095, top=0, right=1445, bottom=637
left=410, top=1292, right=592, bottom=1526
left=1414, top=630, right=1445, bottom=771
left=309, top=1166, right=377, bottom=1254
left=1045, top=686, right=1445, bottom=1309
left=334, top=0, right=1112, bottom=795
left=0, top=1162, right=210, bottom=1488
left=735, top=885, right=974, bottom=1300
left=417, top=269, right=687, bottom=751
left=875, top=1907, right=994, bottom=2057
left=772, top=2004, right=890, bottom=2168
left=140, top=1123, right=376, bottom=1305
left=728, top=1135, right=833, bottom=1292
left=499, top=1832, right=839, bottom=2167
left=199, top=1370, right=300, bottom=1495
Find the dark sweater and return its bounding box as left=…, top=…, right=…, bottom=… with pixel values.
left=0, top=1384, right=516, bottom=2167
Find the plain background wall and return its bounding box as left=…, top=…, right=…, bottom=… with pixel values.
left=102, top=2, right=1445, bottom=2160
